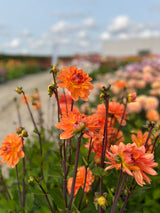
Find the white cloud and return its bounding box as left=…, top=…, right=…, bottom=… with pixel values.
left=78, top=40, right=89, bottom=47
left=20, top=29, right=32, bottom=37
left=101, top=15, right=160, bottom=41
left=83, top=17, right=95, bottom=28
left=51, top=21, right=70, bottom=34
left=108, top=15, right=131, bottom=33
left=5, top=38, right=20, bottom=48
left=100, top=32, right=110, bottom=40
left=77, top=31, right=87, bottom=39
left=57, top=38, right=70, bottom=45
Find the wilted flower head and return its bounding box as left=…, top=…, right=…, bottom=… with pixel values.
left=56, top=66, right=94, bottom=101
left=0, top=133, right=24, bottom=168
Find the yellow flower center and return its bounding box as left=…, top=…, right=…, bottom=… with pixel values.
left=72, top=121, right=85, bottom=133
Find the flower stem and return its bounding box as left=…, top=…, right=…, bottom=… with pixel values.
left=21, top=138, right=26, bottom=210
left=111, top=173, right=127, bottom=213
left=52, top=72, right=62, bottom=121
left=62, top=140, right=67, bottom=207
left=145, top=126, right=153, bottom=149
left=15, top=165, right=22, bottom=207
left=0, top=175, right=11, bottom=200
left=119, top=178, right=136, bottom=213
left=68, top=134, right=82, bottom=209
left=22, top=91, right=44, bottom=179
left=112, top=101, right=127, bottom=146
left=71, top=99, right=74, bottom=111
left=78, top=137, right=93, bottom=210
left=99, top=95, right=109, bottom=213
left=78, top=166, right=88, bottom=210
left=63, top=89, right=68, bottom=115
left=35, top=178, right=55, bottom=213
left=14, top=98, right=22, bottom=126
left=151, top=134, right=160, bottom=153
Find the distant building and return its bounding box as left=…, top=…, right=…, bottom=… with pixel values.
left=102, top=37, right=160, bottom=57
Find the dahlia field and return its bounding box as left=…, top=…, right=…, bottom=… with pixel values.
left=0, top=55, right=160, bottom=213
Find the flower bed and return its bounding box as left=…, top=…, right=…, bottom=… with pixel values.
left=0, top=60, right=159, bottom=212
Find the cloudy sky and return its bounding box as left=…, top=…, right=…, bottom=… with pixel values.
left=0, top=0, right=160, bottom=56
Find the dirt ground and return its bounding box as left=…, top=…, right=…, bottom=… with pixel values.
left=0, top=71, right=56, bottom=145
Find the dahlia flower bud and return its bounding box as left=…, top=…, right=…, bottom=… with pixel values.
left=21, top=129, right=28, bottom=138
left=128, top=92, right=136, bottom=102
left=15, top=87, right=23, bottom=94
left=50, top=65, right=59, bottom=74
left=94, top=192, right=108, bottom=210
left=48, top=84, right=57, bottom=97
left=16, top=126, right=24, bottom=135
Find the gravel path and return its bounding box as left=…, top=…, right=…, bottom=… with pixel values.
left=0, top=71, right=55, bottom=145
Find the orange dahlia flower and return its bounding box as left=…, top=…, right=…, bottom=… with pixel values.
left=113, top=80, right=128, bottom=89
left=32, top=101, right=41, bottom=110
left=59, top=91, right=73, bottom=105
left=56, top=66, right=94, bottom=101
left=85, top=133, right=103, bottom=164
left=67, top=166, right=95, bottom=196
left=84, top=128, right=124, bottom=164
left=146, top=109, right=160, bottom=122
left=105, top=142, right=158, bottom=186
left=55, top=111, right=100, bottom=139
left=0, top=133, right=24, bottom=168
left=60, top=104, right=79, bottom=116
left=95, top=104, right=116, bottom=133
left=96, top=102, right=127, bottom=127
left=131, top=130, right=152, bottom=152
left=108, top=102, right=128, bottom=126
left=21, top=94, right=30, bottom=104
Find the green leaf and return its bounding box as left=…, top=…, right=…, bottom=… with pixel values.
left=25, top=193, right=34, bottom=212
left=0, top=199, right=17, bottom=211
left=74, top=187, right=83, bottom=207
left=82, top=156, right=88, bottom=166
left=50, top=186, right=66, bottom=209
left=87, top=192, right=97, bottom=213
left=92, top=167, right=106, bottom=177
left=72, top=203, right=81, bottom=213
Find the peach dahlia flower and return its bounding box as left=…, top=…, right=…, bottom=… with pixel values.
left=105, top=142, right=158, bottom=186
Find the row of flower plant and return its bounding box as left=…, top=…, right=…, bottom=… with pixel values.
left=0, top=63, right=159, bottom=212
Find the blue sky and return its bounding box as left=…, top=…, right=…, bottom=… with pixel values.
left=0, top=0, right=160, bottom=56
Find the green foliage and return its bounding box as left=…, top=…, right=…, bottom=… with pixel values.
left=0, top=56, right=160, bottom=213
